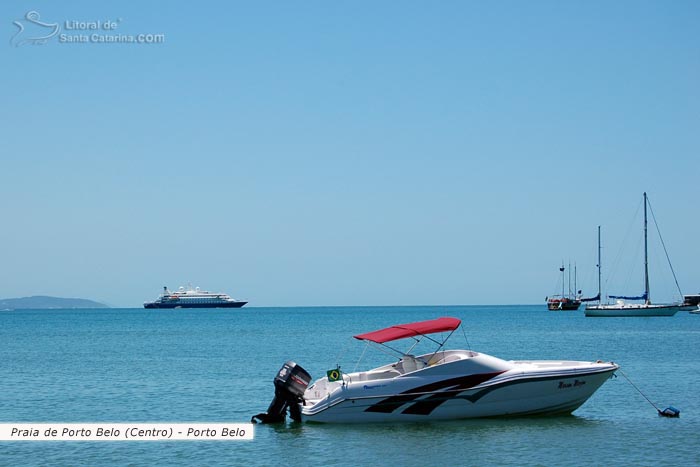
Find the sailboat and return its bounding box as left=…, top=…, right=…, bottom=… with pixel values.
left=546, top=263, right=581, bottom=310
left=585, top=193, right=694, bottom=317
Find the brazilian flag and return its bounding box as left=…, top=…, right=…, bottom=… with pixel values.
left=326, top=368, right=341, bottom=382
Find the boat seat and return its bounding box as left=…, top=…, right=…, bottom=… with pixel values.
left=399, top=356, right=426, bottom=373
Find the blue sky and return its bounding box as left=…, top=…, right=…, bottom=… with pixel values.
left=2, top=1, right=698, bottom=307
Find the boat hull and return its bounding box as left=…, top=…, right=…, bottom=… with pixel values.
left=683, top=295, right=700, bottom=307
left=584, top=304, right=693, bottom=317
left=547, top=300, right=581, bottom=311
left=300, top=360, right=617, bottom=423
left=143, top=301, right=247, bottom=309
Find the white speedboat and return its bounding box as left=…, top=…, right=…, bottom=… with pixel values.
left=252, top=317, right=618, bottom=424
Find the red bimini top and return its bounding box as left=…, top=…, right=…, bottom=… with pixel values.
left=353, top=317, right=462, bottom=344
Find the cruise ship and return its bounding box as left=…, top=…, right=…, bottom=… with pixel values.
left=143, top=285, right=247, bottom=309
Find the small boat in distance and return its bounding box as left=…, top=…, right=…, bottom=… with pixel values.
left=252, top=317, right=619, bottom=424
left=685, top=295, right=700, bottom=315
left=585, top=193, right=694, bottom=317
left=144, top=285, right=247, bottom=309
left=547, top=263, right=582, bottom=310
left=683, top=294, right=700, bottom=307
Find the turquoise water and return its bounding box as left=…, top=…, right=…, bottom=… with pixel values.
left=2, top=306, right=699, bottom=466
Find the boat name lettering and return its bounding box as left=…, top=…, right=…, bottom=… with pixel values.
left=558, top=379, right=586, bottom=389
left=363, top=384, right=386, bottom=390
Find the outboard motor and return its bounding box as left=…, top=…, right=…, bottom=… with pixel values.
left=252, top=361, right=311, bottom=424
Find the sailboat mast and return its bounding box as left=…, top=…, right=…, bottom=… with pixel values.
left=644, top=192, right=650, bottom=304
left=597, top=225, right=601, bottom=304
left=560, top=263, right=565, bottom=298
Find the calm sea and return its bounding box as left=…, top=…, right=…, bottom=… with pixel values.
left=1, top=305, right=699, bottom=466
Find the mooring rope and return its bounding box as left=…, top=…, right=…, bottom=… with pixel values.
left=617, top=368, right=662, bottom=412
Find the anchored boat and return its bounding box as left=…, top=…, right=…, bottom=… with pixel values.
left=143, top=285, right=247, bottom=309
left=547, top=263, right=582, bottom=310
left=252, top=317, right=618, bottom=424
left=585, top=193, right=694, bottom=317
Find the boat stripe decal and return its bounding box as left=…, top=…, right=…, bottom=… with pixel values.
left=400, top=372, right=505, bottom=415
left=364, top=371, right=505, bottom=414
left=362, top=367, right=616, bottom=416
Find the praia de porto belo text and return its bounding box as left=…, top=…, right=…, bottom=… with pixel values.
left=3, top=424, right=252, bottom=441
left=11, top=426, right=245, bottom=439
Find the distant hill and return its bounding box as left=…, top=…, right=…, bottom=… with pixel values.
left=0, top=295, right=109, bottom=310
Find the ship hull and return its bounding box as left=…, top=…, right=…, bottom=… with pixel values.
left=683, top=295, right=700, bottom=307
left=547, top=298, right=581, bottom=311
left=584, top=303, right=694, bottom=317
left=144, top=301, right=247, bottom=309
left=547, top=301, right=581, bottom=311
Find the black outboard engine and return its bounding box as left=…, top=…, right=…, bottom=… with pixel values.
left=251, top=361, right=311, bottom=424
